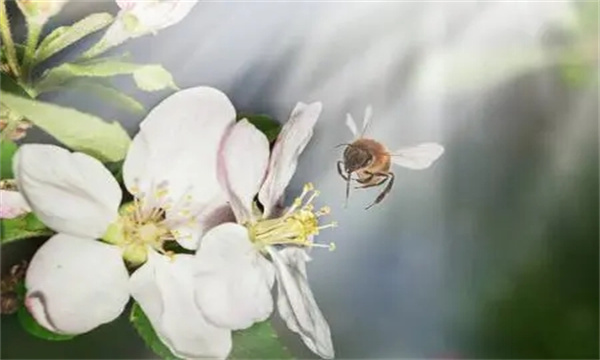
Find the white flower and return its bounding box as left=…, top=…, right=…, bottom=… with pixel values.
left=115, top=0, right=198, bottom=34
left=193, top=102, right=336, bottom=359
left=84, top=0, right=198, bottom=58
left=0, top=180, right=31, bottom=219
left=16, top=87, right=235, bottom=358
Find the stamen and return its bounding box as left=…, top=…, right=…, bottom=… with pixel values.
left=318, top=221, right=338, bottom=230
left=305, top=190, right=320, bottom=206
left=316, top=206, right=331, bottom=216
left=249, top=183, right=337, bottom=252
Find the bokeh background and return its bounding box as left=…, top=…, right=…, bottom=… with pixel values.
left=2, top=1, right=598, bottom=358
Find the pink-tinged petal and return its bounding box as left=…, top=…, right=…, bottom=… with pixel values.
left=115, top=0, right=135, bottom=10
left=218, top=119, right=269, bottom=224
left=258, top=102, right=323, bottom=217
left=25, top=234, right=129, bottom=335
left=268, top=247, right=334, bottom=359
left=167, top=195, right=234, bottom=250
left=14, top=144, right=121, bottom=238
left=194, top=223, right=275, bottom=330
left=0, top=189, right=31, bottom=219
left=123, top=87, right=234, bottom=218
left=130, top=251, right=232, bottom=359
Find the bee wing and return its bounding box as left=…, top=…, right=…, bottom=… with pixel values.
left=360, top=105, right=373, bottom=136
left=345, top=113, right=358, bottom=138
left=391, top=142, right=444, bottom=170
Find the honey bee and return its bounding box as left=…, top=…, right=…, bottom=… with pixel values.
left=337, top=106, right=444, bottom=209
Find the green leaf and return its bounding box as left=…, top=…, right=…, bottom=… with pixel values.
left=0, top=93, right=131, bottom=162
left=0, top=71, right=31, bottom=98
left=58, top=80, right=145, bottom=115
left=1, top=213, right=54, bottom=245
left=230, top=321, right=293, bottom=359
left=238, top=114, right=282, bottom=143
left=132, top=65, right=178, bottom=92
left=15, top=281, right=75, bottom=341
left=35, top=13, right=114, bottom=65
left=35, top=59, right=178, bottom=94
left=130, top=302, right=181, bottom=360
left=104, top=160, right=124, bottom=184
left=1, top=139, right=17, bottom=179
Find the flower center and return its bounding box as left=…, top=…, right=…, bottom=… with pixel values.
left=103, top=179, right=198, bottom=265
left=248, top=183, right=337, bottom=251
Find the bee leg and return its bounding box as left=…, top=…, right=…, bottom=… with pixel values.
left=337, top=161, right=349, bottom=180
left=365, top=172, right=395, bottom=210
left=354, top=174, right=386, bottom=189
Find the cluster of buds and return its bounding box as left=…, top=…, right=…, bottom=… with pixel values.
left=0, top=107, right=32, bottom=141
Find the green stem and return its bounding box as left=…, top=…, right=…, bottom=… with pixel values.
left=0, top=0, right=20, bottom=77
left=21, top=20, right=42, bottom=82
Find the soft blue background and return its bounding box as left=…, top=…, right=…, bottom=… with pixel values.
left=2, top=1, right=598, bottom=358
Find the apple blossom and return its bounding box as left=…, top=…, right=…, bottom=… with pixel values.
left=194, top=102, right=336, bottom=359
left=16, top=86, right=235, bottom=358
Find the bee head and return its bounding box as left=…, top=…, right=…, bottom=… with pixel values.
left=342, top=144, right=372, bottom=173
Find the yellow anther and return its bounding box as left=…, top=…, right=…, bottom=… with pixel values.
left=130, top=186, right=140, bottom=195
left=179, top=209, right=191, bottom=216
left=249, top=184, right=337, bottom=252
left=303, top=183, right=314, bottom=192
left=317, top=206, right=331, bottom=216
left=155, top=189, right=168, bottom=198
left=328, top=242, right=336, bottom=252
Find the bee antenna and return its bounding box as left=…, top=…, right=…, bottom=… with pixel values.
left=334, top=143, right=354, bottom=149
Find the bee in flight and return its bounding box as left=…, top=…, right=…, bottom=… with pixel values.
left=337, top=106, right=444, bottom=209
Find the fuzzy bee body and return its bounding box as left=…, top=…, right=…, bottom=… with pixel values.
left=338, top=107, right=444, bottom=209
left=338, top=138, right=395, bottom=209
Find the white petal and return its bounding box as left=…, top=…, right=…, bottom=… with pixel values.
left=345, top=114, right=358, bottom=138
left=268, top=247, right=334, bottom=359
left=0, top=189, right=31, bottom=219
left=130, top=251, right=232, bottom=359
left=123, top=87, right=234, bottom=214
left=361, top=105, right=373, bottom=136
left=194, top=223, right=275, bottom=330
left=14, top=144, right=121, bottom=238
left=258, top=102, right=323, bottom=217
left=131, top=0, right=198, bottom=31
left=391, top=142, right=445, bottom=170
left=218, top=120, right=269, bottom=223
left=25, top=234, right=129, bottom=335
left=167, top=195, right=234, bottom=250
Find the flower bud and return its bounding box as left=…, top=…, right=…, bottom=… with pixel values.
left=15, top=0, right=69, bottom=25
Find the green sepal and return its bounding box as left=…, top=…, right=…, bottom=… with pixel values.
left=238, top=114, right=282, bottom=143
